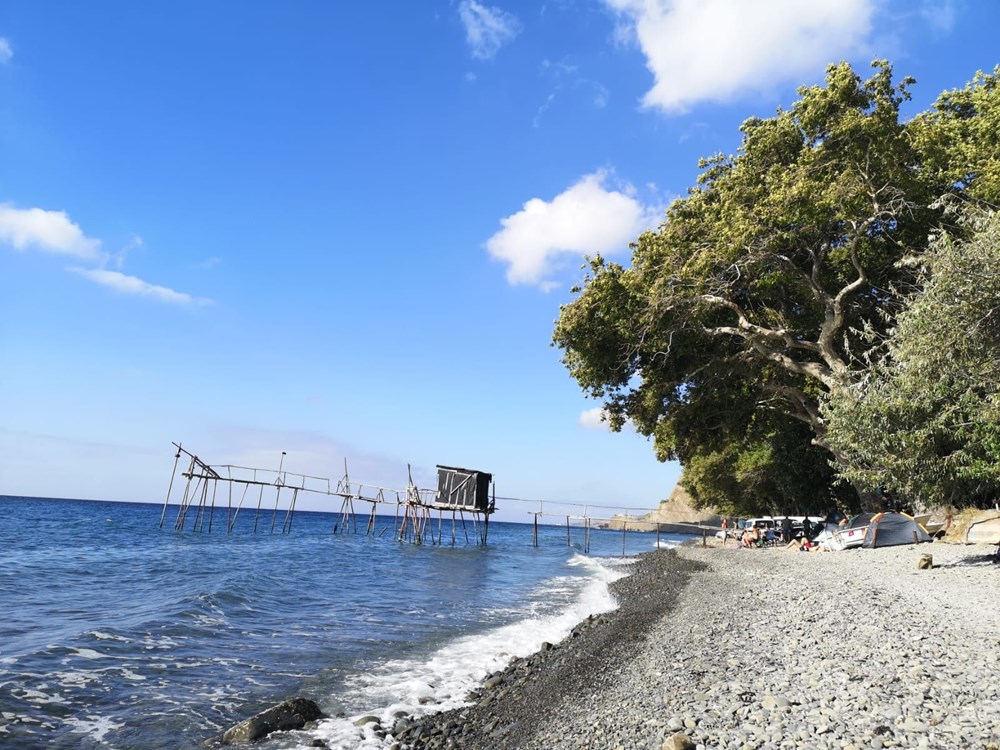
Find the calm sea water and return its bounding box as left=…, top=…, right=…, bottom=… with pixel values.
left=0, top=496, right=685, bottom=750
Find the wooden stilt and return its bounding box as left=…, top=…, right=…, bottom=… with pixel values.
left=160, top=445, right=183, bottom=528
left=269, top=486, right=282, bottom=534
left=208, top=479, right=217, bottom=533
left=253, top=484, right=264, bottom=533
left=281, top=487, right=298, bottom=534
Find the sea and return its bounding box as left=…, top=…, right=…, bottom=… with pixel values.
left=0, top=496, right=687, bottom=750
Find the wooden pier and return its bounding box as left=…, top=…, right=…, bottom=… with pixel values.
left=160, top=444, right=717, bottom=553
left=160, top=443, right=495, bottom=545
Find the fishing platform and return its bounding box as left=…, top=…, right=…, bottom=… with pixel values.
left=160, top=443, right=495, bottom=545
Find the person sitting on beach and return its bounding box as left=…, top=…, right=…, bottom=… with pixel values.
left=780, top=536, right=830, bottom=552
left=739, top=527, right=760, bottom=548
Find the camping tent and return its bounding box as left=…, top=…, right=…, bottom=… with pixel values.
left=861, top=511, right=931, bottom=548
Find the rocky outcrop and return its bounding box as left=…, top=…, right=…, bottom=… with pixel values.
left=221, top=697, right=324, bottom=744
left=605, top=481, right=720, bottom=534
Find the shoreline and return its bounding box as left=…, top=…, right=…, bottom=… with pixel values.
left=391, top=540, right=998, bottom=750
left=390, top=547, right=706, bottom=750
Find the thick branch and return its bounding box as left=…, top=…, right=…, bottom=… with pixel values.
left=696, top=294, right=823, bottom=354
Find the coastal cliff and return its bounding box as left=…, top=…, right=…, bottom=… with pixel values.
left=604, top=480, right=720, bottom=534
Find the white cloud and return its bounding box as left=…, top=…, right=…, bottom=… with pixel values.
left=0, top=204, right=103, bottom=260
left=579, top=407, right=611, bottom=430
left=458, top=0, right=522, bottom=60
left=486, top=170, right=662, bottom=288
left=0, top=38, right=12, bottom=64
left=603, top=0, right=875, bottom=113
left=69, top=267, right=211, bottom=306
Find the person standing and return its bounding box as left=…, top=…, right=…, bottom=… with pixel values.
left=781, top=516, right=793, bottom=543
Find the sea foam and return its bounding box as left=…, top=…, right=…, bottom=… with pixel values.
left=310, top=553, right=630, bottom=750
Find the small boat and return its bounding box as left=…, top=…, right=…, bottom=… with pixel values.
left=814, top=513, right=875, bottom=551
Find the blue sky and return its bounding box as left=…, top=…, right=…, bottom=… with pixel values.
left=1, top=0, right=996, bottom=523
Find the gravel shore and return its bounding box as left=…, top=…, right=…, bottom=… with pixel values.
left=394, top=540, right=999, bottom=750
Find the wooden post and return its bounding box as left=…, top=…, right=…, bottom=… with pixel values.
left=253, top=484, right=264, bottom=533
left=160, top=446, right=182, bottom=528
left=281, top=488, right=299, bottom=534
left=566, top=515, right=571, bottom=547
left=656, top=523, right=660, bottom=548
left=208, top=480, right=217, bottom=533
left=702, top=527, right=707, bottom=547
left=533, top=513, right=539, bottom=547
left=269, top=486, right=282, bottom=533
left=622, top=522, right=627, bottom=556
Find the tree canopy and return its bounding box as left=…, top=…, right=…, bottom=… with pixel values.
left=554, top=61, right=1000, bottom=515
left=824, top=211, right=1000, bottom=509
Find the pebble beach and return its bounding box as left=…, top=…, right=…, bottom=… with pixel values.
left=393, top=540, right=999, bottom=750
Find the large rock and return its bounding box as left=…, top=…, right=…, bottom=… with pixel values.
left=222, top=697, right=324, bottom=744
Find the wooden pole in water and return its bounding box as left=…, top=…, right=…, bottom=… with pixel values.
left=230, top=483, right=250, bottom=533
left=656, top=523, right=660, bottom=548
left=566, top=515, right=571, bottom=547
left=270, top=451, right=286, bottom=533
left=622, top=522, right=627, bottom=556
left=269, top=486, right=282, bottom=533
left=173, top=458, right=196, bottom=530
left=281, top=487, right=298, bottom=533
left=160, top=446, right=183, bottom=528
left=208, top=479, right=218, bottom=533
left=253, top=484, right=264, bottom=533
left=533, top=512, right=538, bottom=547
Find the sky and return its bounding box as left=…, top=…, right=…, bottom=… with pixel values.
left=1, top=0, right=997, bottom=523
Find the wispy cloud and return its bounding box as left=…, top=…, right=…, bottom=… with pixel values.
left=486, top=170, right=663, bottom=290
left=0, top=204, right=103, bottom=260
left=0, top=37, right=12, bottom=64
left=112, top=233, right=143, bottom=270
left=579, top=407, right=611, bottom=430
left=920, top=0, right=958, bottom=32
left=534, top=58, right=611, bottom=127
left=603, top=0, right=875, bottom=113
left=69, top=267, right=212, bottom=306
left=2, top=202, right=211, bottom=305
left=458, top=1, right=522, bottom=60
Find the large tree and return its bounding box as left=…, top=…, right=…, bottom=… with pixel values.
left=554, top=61, right=937, bottom=512
left=824, top=211, right=1000, bottom=509
left=821, top=68, right=1000, bottom=510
